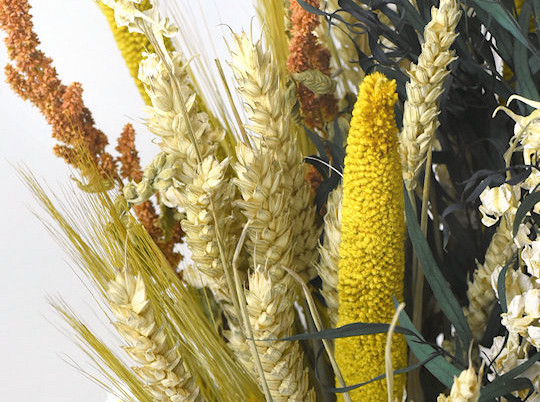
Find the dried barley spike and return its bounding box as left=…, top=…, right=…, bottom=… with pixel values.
left=246, top=269, right=316, bottom=401
left=108, top=268, right=202, bottom=402
left=399, top=0, right=461, bottom=190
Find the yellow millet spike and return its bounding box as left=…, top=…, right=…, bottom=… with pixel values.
left=98, top=0, right=174, bottom=105
left=335, top=72, right=407, bottom=401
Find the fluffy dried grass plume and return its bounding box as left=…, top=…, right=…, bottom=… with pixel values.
left=108, top=268, right=202, bottom=402
left=399, top=0, right=461, bottom=190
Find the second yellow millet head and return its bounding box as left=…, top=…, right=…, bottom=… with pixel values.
left=336, top=72, right=407, bottom=401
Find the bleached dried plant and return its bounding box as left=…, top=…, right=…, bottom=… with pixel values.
left=437, top=360, right=483, bottom=402
left=246, top=269, right=316, bottom=401
left=399, top=0, right=461, bottom=190
left=108, top=268, right=202, bottom=402
left=315, top=184, right=342, bottom=327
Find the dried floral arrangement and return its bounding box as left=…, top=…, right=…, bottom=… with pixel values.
left=1, top=0, right=540, bottom=401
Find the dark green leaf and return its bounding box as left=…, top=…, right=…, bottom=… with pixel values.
left=512, top=191, right=540, bottom=236
left=394, top=299, right=462, bottom=388
left=480, top=378, right=535, bottom=401
left=404, top=190, right=473, bottom=346
left=296, top=0, right=326, bottom=15
left=469, top=0, right=537, bottom=54
left=514, top=2, right=540, bottom=110
left=496, top=263, right=509, bottom=314
left=282, top=322, right=418, bottom=341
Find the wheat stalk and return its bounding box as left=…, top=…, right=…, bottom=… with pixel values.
left=399, top=0, right=461, bottom=191
left=464, top=215, right=517, bottom=341
left=246, top=269, right=316, bottom=401
left=315, top=184, right=342, bottom=328
left=108, top=268, right=202, bottom=402
left=231, top=32, right=320, bottom=283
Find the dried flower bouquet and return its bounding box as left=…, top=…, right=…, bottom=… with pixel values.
left=1, top=0, right=540, bottom=401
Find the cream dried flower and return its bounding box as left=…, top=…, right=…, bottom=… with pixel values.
left=437, top=362, right=483, bottom=402
left=108, top=268, right=202, bottom=402
left=478, top=183, right=521, bottom=227
left=399, top=0, right=461, bottom=190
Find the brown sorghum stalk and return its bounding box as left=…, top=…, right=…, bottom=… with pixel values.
left=108, top=268, right=202, bottom=402
left=287, top=0, right=338, bottom=130
left=0, top=0, right=117, bottom=179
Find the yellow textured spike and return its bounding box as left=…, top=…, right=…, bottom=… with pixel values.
left=335, top=72, right=408, bottom=401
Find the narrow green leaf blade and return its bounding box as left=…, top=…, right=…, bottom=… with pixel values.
left=404, top=191, right=473, bottom=345
left=512, top=191, right=540, bottom=236
left=470, top=0, right=536, bottom=54
left=395, top=299, right=462, bottom=388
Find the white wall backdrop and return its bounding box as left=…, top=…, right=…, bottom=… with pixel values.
left=0, top=1, right=252, bottom=400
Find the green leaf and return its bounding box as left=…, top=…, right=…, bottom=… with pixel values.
left=514, top=2, right=540, bottom=110
left=470, top=0, right=537, bottom=55
left=296, top=0, right=325, bottom=16
left=404, top=191, right=473, bottom=346
left=394, top=299, right=462, bottom=388
left=496, top=264, right=509, bottom=314
left=512, top=191, right=540, bottom=236
left=283, top=322, right=418, bottom=341
left=479, top=353, right=540, bottom=401
left=480, top=378, right=535, bottom=401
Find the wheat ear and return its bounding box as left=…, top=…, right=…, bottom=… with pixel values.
left=315, top=184, right=342, bottom=328
left=108, top=268, right=202, bottom=402
left=464, top=215, right=516, bottom=340
left=246, top=269, right=316, bottom=401
left=231, top=32, right=320, bottom=283
left=399, top=0, right=461, bottom=190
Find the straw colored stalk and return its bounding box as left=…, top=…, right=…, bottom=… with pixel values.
left=245, top=269, right=316, bottom=401
left=108, top=268, right=202, bottom=402
left=180, top=155, right=251, bottom=369
left=315, top=184, right=342, bottom=328
left=336, top=73, right=407, bottom=401
left=399, top=0, right=461, bottom=190
left=231, top=33, right=320, bottom=284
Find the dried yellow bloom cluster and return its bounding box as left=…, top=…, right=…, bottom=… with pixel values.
left=335, top=72, right=407, bottom=401
left=437, top=363, right=483, bottom=402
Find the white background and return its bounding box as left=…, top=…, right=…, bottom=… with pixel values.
left=0, top=1, right=251, bottom=400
